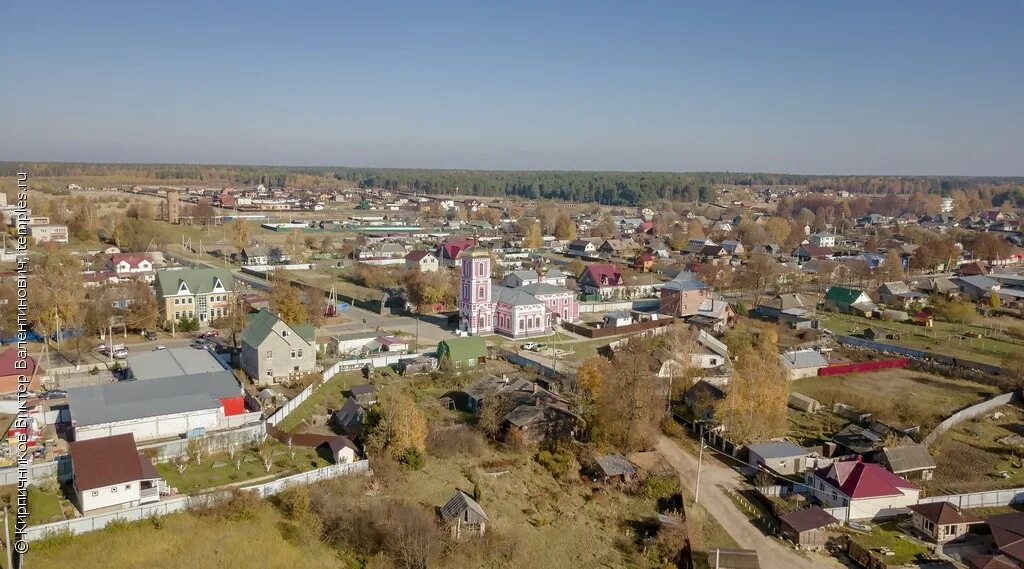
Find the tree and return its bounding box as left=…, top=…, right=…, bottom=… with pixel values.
left=477, top=393, right=516, bottom=439
left=591, top=340, right=665, bottom=452
left=194, top=199, right=215, bottom=225
left=305, top=286, right=327, bottom=326
left=0, top=281, right=17, bottom=339
left=213, top=297, right=251, bottom=347
left=763, top=218, right=791, bottom=245
left=231, top=219, right=252, bottom=251
left=124, top=280, right=159, bottom=332
left=365, top=388, right=428, bottom=464
left=877, top=250, right=906, bottom=283
left=269, top=270, right=309, bottom=326
left=737, top=254, right=779, bottom=306
left=553, top=214, right=577, bottom=241
left=523, top=221, right=544, bottom=249
left=567, top=258, right=585, bottom=278
left=715, top=325, right=788, bottom=444
left=970, top=233, right=1012, bottom=262
left=27, top=246, right=85, bottom=362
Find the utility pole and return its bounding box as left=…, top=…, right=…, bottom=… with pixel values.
left=695, top=439, right=707, bottom=505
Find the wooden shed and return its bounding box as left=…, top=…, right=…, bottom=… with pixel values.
left=779, top=507, right=839, bottom=548
left=439, top=489, right=488, bottom=538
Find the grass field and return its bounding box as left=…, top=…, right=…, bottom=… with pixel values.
left=842, top=520, right=931, bottom=566
left=791, top=368, right=999, bottom=429
left=927, top=403, right=1024, bottom=494
left=24, top=500, right=352, bottom=569
left=818, top=312, right=1024, bottom=366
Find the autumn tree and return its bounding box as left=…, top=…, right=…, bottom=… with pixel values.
left=269, top=270, right=309, bottom=326
left=553, top=213, right=577, bottom=241
left=716, top=325, right=788, bottom=443
left=231, top=219, right=252, bottom=251
left=737, top=254, right=779, bottom=306
left=285, top=229, right=307, bottom=261
left=365, top=387, right=428, bottom=466
left=763, top=217, right=791, bottom=245
left=592, top=340, right=665, bottom=452
left=523, top=221, right=544, bottom=249
left=970, top=233, right=1012, bottom=262
left=124, top=280, right=159, bottom=332
left=0, top=281, right=17, bottom=339
left=213, top=296, right=251, bottom=347
left=304, top=286, right=327, bottom=326
left=877, top=250, right=906, bottom=283
left=27, top=246, right=86, bottom=362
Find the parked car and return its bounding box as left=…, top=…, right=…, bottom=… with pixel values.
left=153, top=345, right=167, bottom=351
left=112, top=347, right=129, bottom=359
left=521, top=342, right=539, bottom=351
left=191, top=339, right=212, bottom=350
left=197, top=330, right=220, bottom=339
left=144, top=331, right=158, bottom=341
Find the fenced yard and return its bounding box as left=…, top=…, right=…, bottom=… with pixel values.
left=927, top=402, right=1024, bottom=495
left=791, top=368, right=1000, bottom=430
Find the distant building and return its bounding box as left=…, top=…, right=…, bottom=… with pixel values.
left=155, top=268, right=235, bottom=324
left=404, top=250, right=439, bottom=272
left=166, top=190, right=181, bottom=224
left=658, top=271, right=711, bottom=317
left=28, top=224, right=69, bottom=243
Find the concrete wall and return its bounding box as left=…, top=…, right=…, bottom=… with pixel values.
left=75, top=408, right=222, bottom=441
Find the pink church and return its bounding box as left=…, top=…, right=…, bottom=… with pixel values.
left=458, top=247, right=579, bottom=338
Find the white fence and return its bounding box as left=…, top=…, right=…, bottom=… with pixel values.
left=23, top=460, right=370, bottom=542
left=578, top=298, right=659, bottom=314
left=266, top=380, right=318, bottom=427
left=920, top=487, right=1024, bottom=509
left=922, top=391, right=1020, bottom=447
left=138, top=422, right=267, bottom=462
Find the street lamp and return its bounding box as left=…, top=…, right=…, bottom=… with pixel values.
left=695, top=439, right=708, bottom=505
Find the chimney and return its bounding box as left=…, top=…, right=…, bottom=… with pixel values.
left=855, top=454, right=863, bottom=463
left=502, top=373, right=509, bottom=384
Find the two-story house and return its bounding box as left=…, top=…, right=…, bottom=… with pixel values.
left=155, top=268, right=235, bottom=324
left=107, top=253, right=155, bottom=283
left=659, top=271, right=711, bottom=317
left=240, top=309, right=316, bottom=386
left=404, top=250, right=440, bottom=272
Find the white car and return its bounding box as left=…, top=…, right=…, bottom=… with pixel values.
left=521, top=342, right=539, bottom=351
left=112, top=348, right=129, bottom=359
left=153, top=345, right=167, bottom=351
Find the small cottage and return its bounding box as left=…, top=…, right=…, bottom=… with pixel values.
left=779, top=507, right=839, bottom=548
left=907, top=502, right=981, bottom=543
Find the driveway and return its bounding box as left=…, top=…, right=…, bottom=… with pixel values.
left=656, top=436, right=846, bottom=569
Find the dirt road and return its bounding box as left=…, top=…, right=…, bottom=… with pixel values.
left=656, top=436, right=845, bottom=569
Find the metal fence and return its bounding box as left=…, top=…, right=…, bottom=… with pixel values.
left=922, top=391, right=1021, bottom=447
left=138, top=422, right=267, bottom=461
left=818, top=358, right=908, bottom=377
left=23, top=460, right=370, bottom=542
left=0, top=458, right=68, bottom=486
left=835, top=335, right=1004, bottom=375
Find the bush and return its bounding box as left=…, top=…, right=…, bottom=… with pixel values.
left=536, top=449, right=575, bottom=479
left=642, top=475, right=679, bottom=501
left=399, top=447, right=425, bottom=471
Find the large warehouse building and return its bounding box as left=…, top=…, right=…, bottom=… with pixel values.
left=67, top=348, right=247, bottom=441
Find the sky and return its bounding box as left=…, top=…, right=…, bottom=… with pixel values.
left=1, top=1, right=1022, bottom=176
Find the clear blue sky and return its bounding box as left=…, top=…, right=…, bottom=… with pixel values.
left=2, top=1, right=1022, bottom=175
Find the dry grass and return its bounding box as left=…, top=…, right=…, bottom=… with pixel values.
left=928, top=403, right=1024, bottom=494
left=791, top=368, right=999, bottom=429
left=25, top=501, right=352, bottom=569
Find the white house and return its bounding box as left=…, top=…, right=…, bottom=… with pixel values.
left=806, top=459, right=920, bottom=520
left=107, top=253, right=155, bottom=283
left=70, top=433, right=164, bottom=513
left=779, top=349, right=830, bottom=380
left=404, top=250, right=440, bottom=272
left=809, top=233, right=836, bottom=248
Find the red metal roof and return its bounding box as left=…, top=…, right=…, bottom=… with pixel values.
left=582, top=263, right=622, bottom=287
left=813, top=459, right=917, bottom=499
left=0, top=348, right=42, bottom=377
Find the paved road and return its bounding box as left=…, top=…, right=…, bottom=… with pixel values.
left=655, top=436, right=845, bottom=569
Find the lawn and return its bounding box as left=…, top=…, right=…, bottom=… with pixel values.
left=156, top=441, right=330, bottom=494
left=277, top=371, right=368, bottom=432
left=927, top=403, right=1024, bottom=494
left=25, top=498, right=350, bottom=569
left=791, top=368, right=999, bottom=429
left=844, top=520, right=931, bottom=566
left=817, top=312, right=1024, bottom=366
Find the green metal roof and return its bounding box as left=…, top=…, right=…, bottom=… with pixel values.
left=156, top=268, right=234, bottom=297
left=240, top=308, right=314, bottom=346
left=437, top=336, right=487, bottom=362
left=824, top=286, right=865, bottom=305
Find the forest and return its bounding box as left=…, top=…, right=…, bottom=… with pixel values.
left=2, top=161, right=1022, bottom=208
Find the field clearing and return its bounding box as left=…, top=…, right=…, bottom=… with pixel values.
left=156, top=441, right=331, bottom=493
left=817, top=312, right=1024, bottom=366
left=928, top=403, right=1024, bottom=494
left=24, top=500, right=350, bottom=569
left=791, top=368, right=999, bottom=429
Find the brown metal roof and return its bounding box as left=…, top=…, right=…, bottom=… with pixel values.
left=69, top=433, right=145, bottom=491
left=779, top=506, right=839, bottom=533
left=908, top=502, right=982, bottom=525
